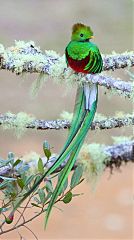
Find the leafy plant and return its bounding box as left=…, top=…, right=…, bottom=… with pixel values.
left=0, top=141, right=84, bottom=237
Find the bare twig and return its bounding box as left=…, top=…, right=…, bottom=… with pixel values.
left=0, top=114, right=133, bottom=131
left=13, top=194, right=34, bottom=228
left=0, top=209, right=44, bottom=236
left=23, top=225, right=38, bottom=240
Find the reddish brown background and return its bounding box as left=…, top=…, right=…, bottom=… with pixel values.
left=0, top=0, right=133, bottom=239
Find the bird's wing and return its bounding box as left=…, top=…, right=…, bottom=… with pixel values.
left=84, top=46, right=103, bottom=73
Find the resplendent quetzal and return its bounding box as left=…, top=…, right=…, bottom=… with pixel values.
left=12, top=23, right=103, bottom=227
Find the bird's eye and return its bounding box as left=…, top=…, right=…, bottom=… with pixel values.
left=80, top=33, right=83, bottom=37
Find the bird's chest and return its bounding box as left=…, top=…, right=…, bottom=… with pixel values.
left=66, top=53, right=89, bottom=73
left=66, top=43, right=90, bottom=73
left=67, top=42, right=89, bottom=60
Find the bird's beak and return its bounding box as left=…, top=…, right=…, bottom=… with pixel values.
left=90, top=36, right=94, bottom=39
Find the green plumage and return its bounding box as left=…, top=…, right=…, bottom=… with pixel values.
left=67, top=41, right=99, bottom=60
left=11, top=23, right=103, bottom=228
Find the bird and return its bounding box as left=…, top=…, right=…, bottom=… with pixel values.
left=11, top=23, right=103, bottom=227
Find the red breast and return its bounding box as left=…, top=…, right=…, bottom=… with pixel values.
left=66, top=50, right=90, bottom=74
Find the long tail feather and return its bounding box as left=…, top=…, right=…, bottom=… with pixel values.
left=13, top=84, right=98, bottom=220
left=12, top=85, right=87, bottom=210
left=59, top=85, right=85, bottom=153
left=45, top=84, right=98, bottom=226
left=45, top=143, right=82, bottom=228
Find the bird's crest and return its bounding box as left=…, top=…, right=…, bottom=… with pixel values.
left=72, top=23, right=93, bottom=36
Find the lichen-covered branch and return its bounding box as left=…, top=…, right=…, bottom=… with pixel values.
left=0, top=41, right=133, bottom=96
left=103, top=141, right=134, bottom=169
left=0, top=113, right=133, bottom=131
left=0, top=141, right=133, bottom=236
left=103, top=52, right=134, bottom=71
left=50, top=141, right=134, bottom=173
left=85, top=74, right=132, bottom=98
left=0, top=141, right=133, bottom=179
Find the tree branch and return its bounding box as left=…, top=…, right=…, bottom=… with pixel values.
left=0, top=42, right=133, bottom=96
left=48, top=141, right=134, bottom=172
left=103, top=140, right=134, bottom=169
left=85, top=74, right=132, bottom=98
left=0, top=141, right=133, bottom=178
left=0, top=141, right=133, bottom=236
left=102, top=52, right=134, bottom=71
left=0, top=114, right=133, bottom=130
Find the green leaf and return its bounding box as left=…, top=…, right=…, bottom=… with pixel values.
left=38, top=158, right=44, bottom=174
left=0, top=207, right=10, bottom=213
left=0, top=159, right=11, bottom=167
left=31, top=203, right=42, bottom=208
left=3, top=182, right=16, bottom=195
left=17, top=178, right=25, bottom=189
left=29, top=175, right=42, bottom=193
left=13, top=159, right=21, bottom=167
left=43, top=141, right=50, bottom=150
left=25, top=175, right=35, bottom=187
left=7, top=152, right=15, bottom=165
left=10, top=192, right=17, bottom=198
left=58, top=171, right=68, bottom=195
left=38, top=188, right=45, bottom=204
left=44, top=192, right=52, bottom=201
left=0, top=180, right=9, bottom=189
left=70, top=165, right=84, bottom=189
left=46, top=180, right=53, bottom=193
left=43, top=141, right=51, bottom=160
left=33, top=197, right=41, bottom=204
left=44, top=149, right=51, bottom=160
left=0, top=176, right=16, bottom=181
left=63, top=191, right=73, bottom=204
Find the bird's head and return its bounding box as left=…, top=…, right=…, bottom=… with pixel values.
left=71, top=23, right=94, bottom=42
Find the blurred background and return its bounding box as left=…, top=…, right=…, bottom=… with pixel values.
left=0, top=0, right=133, bottom=239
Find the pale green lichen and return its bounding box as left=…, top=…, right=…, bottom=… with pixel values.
left=0, top=44, right=5, bottom=54
left=30, top=72, right=48, bottom=98
left=78, top=143, right=108, bottom=190
left=115, top=111, right=133, bottom=118
left=112, top=136, right=133, bottom=144
left=47, top=52, right=78, bottom=86
left=60, top=111, right=73, bottom=121
left=108, top=86, right=131, bottom=99
left=1, top=40, right=48, bottom=74
left=15, top=40, right=36, bottom=50
left=45, top=50, right=60, bottom=59
left=103, top=51, right=134, bottom=71
left=22, top=151, right=57, bottom=174
left=115, top=111, right=126, bottom=118
left=2, top=112, right=35, bottom=138
left=130, top=81, right=134, bottom=102
left=48, top=54, right=66, bottom=81
left=94, top=113, right=107, bottom=121
left=60, top=111, right=107, bottom=122
left=12, top=52, right=47, bottom=74
left=22, top=151, right=41, bottom=174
